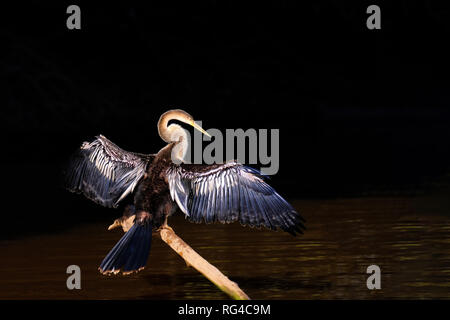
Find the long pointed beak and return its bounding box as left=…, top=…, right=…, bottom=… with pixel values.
left=191, top=120, right=211, bottom=138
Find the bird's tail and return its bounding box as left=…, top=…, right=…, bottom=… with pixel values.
left=99, top=221, right=152, bottom=275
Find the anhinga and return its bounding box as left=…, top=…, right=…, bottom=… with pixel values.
left=65, top=109, right=305, bottom=275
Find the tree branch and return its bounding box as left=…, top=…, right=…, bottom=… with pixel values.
left=159, top=227, right=250, bottom=300
left=108, top=215, right=250, bottom=300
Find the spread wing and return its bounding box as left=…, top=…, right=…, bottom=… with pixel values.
left=64, top=135, right=154, bottom=208
left=166, top=161, right=305, bottom=235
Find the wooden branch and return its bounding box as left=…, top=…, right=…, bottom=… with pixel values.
left=159, top=227, right=250, bottom=300
left=108, top=215, right=250, bottom=300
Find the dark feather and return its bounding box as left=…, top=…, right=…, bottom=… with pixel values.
left=99, top=220, right=153, bottom=274
left=64, top=135, right=154, bottom=208
left=167, top=161, right=305, bottom=235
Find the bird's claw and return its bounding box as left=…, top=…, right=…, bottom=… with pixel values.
left=107, top=219, right=121, bottom=231
left=107, top=215, right=136, bottom=233
left=157, top=224, right=174, bottom=233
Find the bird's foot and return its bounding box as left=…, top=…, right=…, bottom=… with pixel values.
left=157, top=223, right=174, bottom=233
left=107, top=214, right=136, bottom=233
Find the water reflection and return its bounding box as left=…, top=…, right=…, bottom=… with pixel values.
left=1, top=196, right=449, bottom=299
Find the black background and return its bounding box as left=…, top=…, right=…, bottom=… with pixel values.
left=2, top=1, right=450, bottom=238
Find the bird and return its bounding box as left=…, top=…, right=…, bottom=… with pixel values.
left=64, top=109, right=305, bottom=275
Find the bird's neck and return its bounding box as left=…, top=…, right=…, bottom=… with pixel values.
left=157, top=114, right=173, bottom=143
left=158, top=112, right=190, bottom=163
left=157, top=123, right=189, bottom=164
left=171, top=128, right=189, bottom=163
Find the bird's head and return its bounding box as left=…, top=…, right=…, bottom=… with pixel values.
left=158, top=109, right=210, bottom=143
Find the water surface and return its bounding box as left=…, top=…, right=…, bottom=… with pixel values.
left=1, top=196, right=450, bottom=299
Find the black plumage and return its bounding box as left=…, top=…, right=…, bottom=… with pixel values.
left=166, top=162, right=305, bottom=235
left=65, top=135, right=154, bottom=208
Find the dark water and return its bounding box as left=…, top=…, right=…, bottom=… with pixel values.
left=1, top=196, right=450, bottom=299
